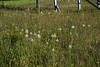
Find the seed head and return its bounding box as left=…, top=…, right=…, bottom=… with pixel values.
left=25, top=29, right=28, bottom=33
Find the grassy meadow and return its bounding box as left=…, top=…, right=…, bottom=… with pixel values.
left=0, top=0, right=35, bottom=6
left=0, top=0, right=100, bottom=67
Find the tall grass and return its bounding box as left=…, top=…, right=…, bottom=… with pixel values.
left=0, top=0, right=100, bottom=67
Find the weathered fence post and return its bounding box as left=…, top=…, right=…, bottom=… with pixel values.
left=54, top=0, right=60, bottom=12
left=78, top=0, right=81, bottom=10
left=97, top=0, right=100, bottom=9
left=36, top=0, right=40, bottom=10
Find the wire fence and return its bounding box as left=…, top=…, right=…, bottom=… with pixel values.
left=0, top=0, right=99, bottom=11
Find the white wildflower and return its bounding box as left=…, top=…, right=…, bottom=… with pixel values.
left=56, top=39, right=59, bottom=42
left=69, top=45, right=72, bottom=48
left=31, top=38, right=34, bottom=42
left=15, top=27, right=18, bottom=29
left=13, top=23, right=14, bottom=26
left=25, top=34, right=28, bottom=37
left=67, top=16, right=69, bottom=18
left=24, top=13, right=26, bottom=15
left=22, top=28, right=24, bottom=32
left=52, top=48, right=55, bottom=52
left=82, top=24, right=85, bottom=27
left=76, top=34, right=78, bottom=36
left=48, top=12, right=50, bottom=14
left=20, top=32, right=22, bottom=34
left=70, top=32, right=72, bottom=35
left=72, top=25, right=75, bottom=29
left=27, top=8, right=29, bottom=11
left=30, top=32, right=32, bottom=35
left=88, top=25, right=91, bottom=27
left=59, top=28, right=62, bottom=31
left=51, top=33, right=56, bottom=38
left=97, top=62, right=99, bottom=64
left=34, top=33, right=37, bottom=36
left=46, top=42, right=49, bottom=45
left=37, top=34, right=41, bottom=38
left=25, top=29, right=28, bottom=33
left=38, top=31, right=41, bottom=33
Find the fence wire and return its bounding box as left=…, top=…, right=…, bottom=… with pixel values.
left=0, top=0, right=99, bottom=11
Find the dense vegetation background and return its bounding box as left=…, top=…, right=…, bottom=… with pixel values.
left=0, top=0, right=100, bottom=67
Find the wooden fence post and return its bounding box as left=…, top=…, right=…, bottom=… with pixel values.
left=36, top=0, right=40, bottom=10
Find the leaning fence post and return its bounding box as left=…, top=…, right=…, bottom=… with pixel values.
left=36, top=0, right=40, bottom=11
left=78, top=0, right=81, bottom=10
left=54, top=0, right=57, bottom=11
left=54, top=0, right=60, bottom=12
